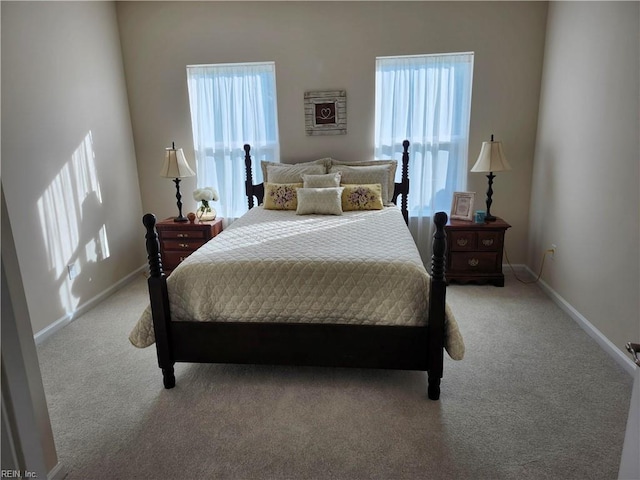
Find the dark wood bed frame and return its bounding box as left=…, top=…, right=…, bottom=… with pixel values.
left=142, top=140, right=449, bottom=400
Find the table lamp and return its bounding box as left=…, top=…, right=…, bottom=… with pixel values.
left=470, top=134, right=511, bottom=222
left=160, top=142, right=195, bottom=222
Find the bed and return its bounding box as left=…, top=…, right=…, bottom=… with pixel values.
left=130, top=141, right=463, bottom=400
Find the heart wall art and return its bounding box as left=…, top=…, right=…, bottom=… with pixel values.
left=304, top=90, right=347, bottom=136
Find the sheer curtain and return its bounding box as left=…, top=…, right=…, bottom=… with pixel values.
left=186, top=62, right=280, bottom=222
left=375, top=53, right=474, bottom=264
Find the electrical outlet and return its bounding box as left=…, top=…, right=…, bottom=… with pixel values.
left=67, top=263, right=78, bottom=280
left=550, top=244, right=557, bottom=259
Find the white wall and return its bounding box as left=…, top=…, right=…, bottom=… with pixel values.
left=1, top=2, right=145, bottom=335
left=529, top=1, right=639, bottom=357
left=116, top=1, right=548, bottom=263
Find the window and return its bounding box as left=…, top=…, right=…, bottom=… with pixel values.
left=375, top=52, right=474, bottom=262
left=186, top=62, right=280, bottom=220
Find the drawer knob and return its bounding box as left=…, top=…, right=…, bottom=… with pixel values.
left=179, top=256, right=187, bottom=262
left=468, top=258, right=479, bottom=267
left=177, top=233, right=190, bottom=238
left=456, top=238, right=468, bottom=247
left=482, top=239, right=494, bottom=247
left=179, top=243, right=189, bottom=248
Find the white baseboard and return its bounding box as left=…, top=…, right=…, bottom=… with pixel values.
left=34, top=265, right=146, bottom=345
left=48, top=462, right=67, bottom=480
left=503, top=263, right=530, bottom=274
left=524, top=266, right=636, bottom=376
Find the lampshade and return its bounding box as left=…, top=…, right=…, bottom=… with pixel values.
left=160, top=146, right=195, bottom=178
left=470, top=139, right=511, bottom=173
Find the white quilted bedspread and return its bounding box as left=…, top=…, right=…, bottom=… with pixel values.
left=129, top=207, right=464, bottom=359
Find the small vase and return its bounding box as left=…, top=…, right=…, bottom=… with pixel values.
left=197, top=207, right=216, bottom=222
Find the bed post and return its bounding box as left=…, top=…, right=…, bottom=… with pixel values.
left=244, top=144, right=254, bottom=209
left=401, top=140, right=410, bottom=225
left=142, top=214, right=175, bottom=389
left=427, top=211, right=448, bottom=400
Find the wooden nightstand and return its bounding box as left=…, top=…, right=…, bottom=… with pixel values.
left=155, top=217, right=223, bottom=275
left=444, top=217, right=511, bottom=286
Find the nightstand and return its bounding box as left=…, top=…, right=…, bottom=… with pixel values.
left=155, top=217, right=223, bottom=275
left=444, top=217, right=511, bottom=287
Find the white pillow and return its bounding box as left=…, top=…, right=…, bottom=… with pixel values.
left=296, top=187, right=344, bottom=216
left=329, top=164, right=393, bottom=205
left=266, top=164, right=326, bottom=184
left=261, top=159, right=329, bottom=183
left=302, top=172, right=342, bottom=188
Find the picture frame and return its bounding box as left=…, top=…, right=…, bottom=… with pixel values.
left=450, top=191, right=476, bottom=221
left=304, top=90, right=347, bottom=136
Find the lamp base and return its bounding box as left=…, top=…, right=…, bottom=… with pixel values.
left=171, top=178, right=188, bottom=223
left=483, top=172, right=497, bottom=222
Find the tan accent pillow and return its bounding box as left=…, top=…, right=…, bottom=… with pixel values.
left=302, top=172, right=342, bottom=188
left=261, top=159, right=329, bottom=183
left=341, top=184, right=384, bottom=211
left=329, top=159, right=397, bottom=204
left=296, top=187, right=344, bottom=216
left=329, top=164, right=393, bottom=205
left=263, top=183, right=303, bottom=210
left=266, top=164, right=326, bottom=184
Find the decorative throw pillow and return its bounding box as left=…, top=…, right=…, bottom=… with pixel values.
left=263, top=183, right=303, bottom=210
left=302, top=172, right=342, bottom=188
left=261, top=159, right=329, bottom=183
left=341, top=184, right=384, bottom=211
left=329, top=159, right=397, bottom=204
left=329, top=164, right=393, bottom=205
left=296, top=187, right=344, bottom=216
left=266, top=164, right=326, bottom=184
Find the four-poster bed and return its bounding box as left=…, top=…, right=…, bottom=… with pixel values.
left=130, top=140, right=462, bottom=400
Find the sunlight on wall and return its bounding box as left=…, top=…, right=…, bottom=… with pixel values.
left=84, top=225, right=111, bottom=262
left=36, top=131, right=111, bottom=315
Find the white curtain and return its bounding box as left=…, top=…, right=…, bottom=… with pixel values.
left=375, top=53, right=474, bottom=264
left=186, top=62, right=280, bottom=221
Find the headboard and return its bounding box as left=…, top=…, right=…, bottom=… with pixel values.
left=244, top=140, right=410, bottom=225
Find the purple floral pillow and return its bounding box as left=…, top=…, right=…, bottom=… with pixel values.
left=263, top=182, right=303, bottom=210
left=341, top=184, right=384, bottom=211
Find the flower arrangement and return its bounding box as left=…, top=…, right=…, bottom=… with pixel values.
left=193, top=187, right=219, bottom=220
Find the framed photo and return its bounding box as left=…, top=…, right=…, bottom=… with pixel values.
left=450, top=191, right=475, bottom=221
left=304, top=90, right=347, bottom=136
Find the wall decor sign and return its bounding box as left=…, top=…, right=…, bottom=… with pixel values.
left=304, top=90, right=347, bottom=136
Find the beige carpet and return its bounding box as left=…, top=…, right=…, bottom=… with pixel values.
left=36, top=272, right=633, bottom=479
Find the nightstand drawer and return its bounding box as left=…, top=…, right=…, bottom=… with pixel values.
left=160, top=230, right=208, bottom=240
left=450, top=252, right=499, bottom=273
left=163, top=251, right=194, bottom=270
left=477, top=232, right=502, bottom=251
left=163, top=239, right=208, bottom=250
left=449, top=231, right=476, bottom=251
